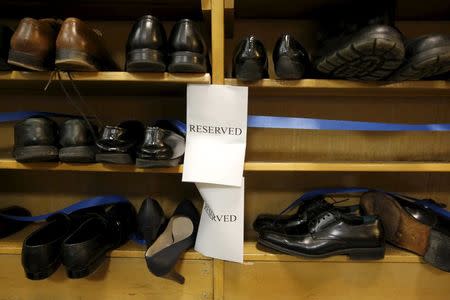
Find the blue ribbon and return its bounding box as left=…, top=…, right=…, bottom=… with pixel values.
left=0, top=111, right=82, bottom=123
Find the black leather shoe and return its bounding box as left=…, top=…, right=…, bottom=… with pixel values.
left=0, top=206, right=31, bottom=238
left=62, top=202, right=136, bottom=278
left=59, top=119, right=97, bottom=163
left=145, top=200, right=199, bottom=284
left=253, top=197, right=359, bottom=234
left=137, top=198, right=167, bottom=247
left=13, top=117, right=59, bottom=162
left=273, top=34, right=309, bottom=80
left=361, top=192, right=450, bottom=272
left=258, top=209, right=385, bottom=260
left=167, top=19, right=208, bottom=73
left=126, top=15, right=167, bottom=72
left=0, top=25, right=13, bottom=70
left=233, top=35, right=268, bottom=81
left=314, top=21, right=405, bottom=80
left=136, top=125, right=185, bottom=168
left=96, top=120, right=145, bottom=164
left=389, top=34, right=450, bottom=81
left=22, top=214, right=73, bottom=280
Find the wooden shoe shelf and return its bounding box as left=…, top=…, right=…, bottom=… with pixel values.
left=0, top=0, right=449, bottom=299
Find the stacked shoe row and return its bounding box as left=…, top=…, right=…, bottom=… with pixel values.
left=0, top=15, right=208, bottom=72
left=13, top=117, right=185, bottom=168
left=255, top=190, right=450, bottom=272
left=0, top=197, right=199, bottom=283
left=233, top=24, right=450, bottom=82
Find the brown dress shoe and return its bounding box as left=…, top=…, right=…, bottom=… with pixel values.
left=8, top=18, right=59, bottom=71
left=55, top=18, right=117, bottom=71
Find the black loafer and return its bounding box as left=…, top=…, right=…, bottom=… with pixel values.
left=273, top=34, right=310, bottom=80
left=126, top=15, right=167, bottom=72
left=389, top=34, right=450, bottom=81
left=13, top=117, right=59, bottom=163
left=0, top=25, right=13, bottom=70
left=96, top=120, right=145, bottom=164
left=137, top=197, right=167, bottom=247
left=232, top=35, right=268, bottom=81
left=0, top=206, right=31, bottom=238
left=59, top=119, right=97, bottom=163
left=62, top=202, right=136, bottom=279
left=136, top=125, right=185, bottom=168
left=167, top=19, right=208, bottom=73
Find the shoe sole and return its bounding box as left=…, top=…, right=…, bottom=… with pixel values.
left=167, top=51, right=207, bottom=73
left=135, top=157, right=182, bottom=168
left=8, top=49, right=49, bottom=71
left=59, top=146, right=96, bottom=163
left=96, top=153, right=133, bottom=164
left=361, top=192, right=450, bottom=272
left=126, top=49, right=166, bottom=72
left=13, top=145, right=59, bottom=163
left=55, top=49, right=100, bottom=71
left=315, top=31, right=404, bottom=80
left=389, top=45, right=450, bottom=81
left=257, top=238, right=385, bottom=260
left=274, top=56, right=305, bottom=80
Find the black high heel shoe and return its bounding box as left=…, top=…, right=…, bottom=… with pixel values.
left=145, top=200, right=199, bottom=284
left=137, top=197, right=167, bottom=247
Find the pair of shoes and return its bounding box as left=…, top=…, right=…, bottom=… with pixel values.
left=137, top=198, right=199, bottom=284
left=96, top=120, right=185, bottom=167
left=255, top=195, right=385, bottom=260
left=22, top=202, right=136, bottom=280
left=126, top=16, right=208, bottom=73
left=0, top=206, right=31, bottom=238
left=361, top=192, right=450, bottom=272
left=232, top=34, right=309, bottom=81
left=0, top=25, right=13, bottom=70
left=8, top=18, right=116, bottom=71
left=13, top=117, right=96, bottom=163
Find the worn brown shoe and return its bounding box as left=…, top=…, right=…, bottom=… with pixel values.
left=8, top=18, right=59, bottom=71
left=55, top=18, right=117, bottom=71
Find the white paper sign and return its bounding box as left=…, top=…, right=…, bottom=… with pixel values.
left=194, top=178, right=245, bottom=263
left=182, top=84, right=248, bottom=187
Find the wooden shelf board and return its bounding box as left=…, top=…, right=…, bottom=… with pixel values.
left=1, top=159, right=450, bottom=173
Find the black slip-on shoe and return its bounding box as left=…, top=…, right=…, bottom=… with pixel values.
left=126, top=15, right=167, bottom=72
left=13, top=117, right=59, bottom=163
left=273, top=34, right=310, bottom=80
left=258, top=209, right=385, bottom=260
left=62, top=202, right=136, bottom=279
left=0, top=25, right=13, bottom=70
left=59, top=119, right=97, bottom=163
left=0, top=206, right=31, bottom=238
left=96, top=120, right=145, bottom=164
left=167, top=19, right=208, bottom=73
left=136, top=197, right=167, bottom=247
left=389, top=34, right=450, bottom=81
left=232, top=35, right=268, bottom=81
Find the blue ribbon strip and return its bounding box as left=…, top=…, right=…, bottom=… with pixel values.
left=0, top=111, right=82, bottom=123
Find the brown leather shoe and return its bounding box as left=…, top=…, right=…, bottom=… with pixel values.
left=8, top=18, right=59, bottom=71
left=55, top=18, right=117, bottom=71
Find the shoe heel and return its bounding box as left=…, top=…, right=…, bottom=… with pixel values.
left=275, top=56, right=305, bottom=80
left=348, top=246, right=385, bottom=260
left=235, top=59, right=266, bottom=81
left=55, top=48, right=99, bottom=71
left=424, top=229, right=450, bottom=272
left=163, top=269, right=185, bottom=284
left=168, top=51, right=207, bottom=73
left=8, top=49, right=49, bottom=71
left=126, top=49, right=165, bottom=72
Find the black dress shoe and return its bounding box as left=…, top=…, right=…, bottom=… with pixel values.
left=232, top=35, right=268, bottom=81
left=0, top=25, right=13, bottom=70
left=167, top=19, right=208, bottom=73
left=145, top=200, right=199, bottom=284
left=136, top=124, right=185, bottom=168
left=314, top=11, right=404, bottom=81
left=258, top=209, right=385, bottom=260
left=96, top=120, right=145, bottom=164
left=59, top=119, right=97, bottom=163
left=0, top=206, right=31, bottom=238
left=361, top=192, right=450, bottom=272
left=253, top=196, right=359, bottom=234
left=13, top=117, right=59, bottom=162
left=137, top=198, right=167, bottom=247
left=22, top=214, right=73, bottom=280
left=389, top=34, right=450, bottom=81
left=62, top=202, right=136, bottom=278
left=273, top=34, right=309, bottom=80
left=126, top=15, right=167, bottom=72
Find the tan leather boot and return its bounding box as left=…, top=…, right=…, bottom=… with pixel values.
left=55, top=18, right=117, bottom=71
left=8, top=18, right=59, bottom=71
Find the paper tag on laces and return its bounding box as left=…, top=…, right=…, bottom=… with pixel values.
left=182, top=84, right=248, bottom=187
